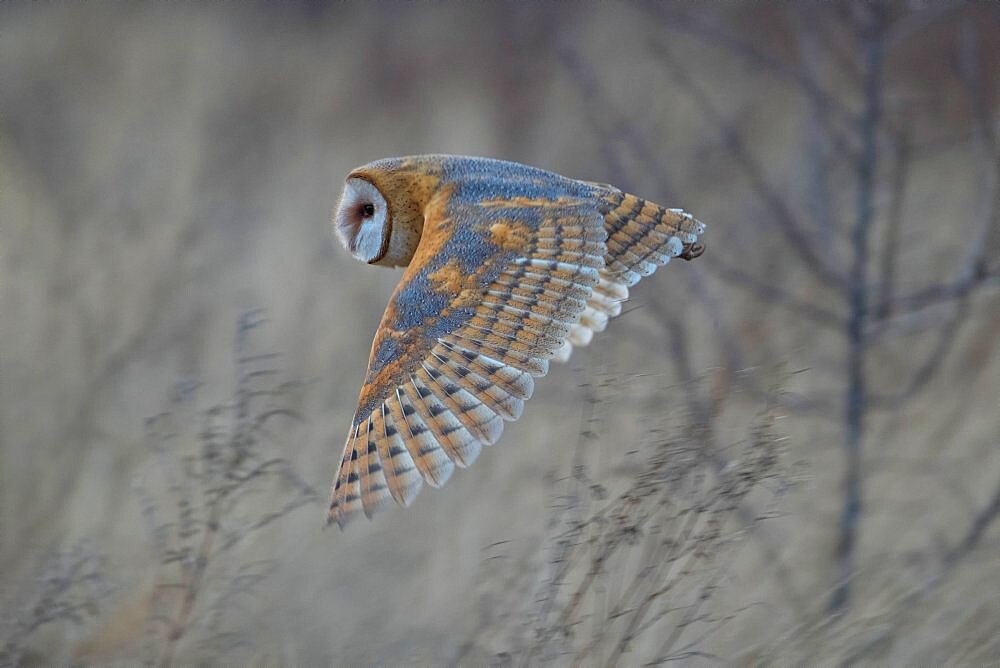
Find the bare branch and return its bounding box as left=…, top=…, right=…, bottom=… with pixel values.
left=874, top=129, right=912, bottom=319
left=831, top=5, right=885, bottom=613
left=879, top=18, right=1000, bottom=318
left=648, top=38, right=849, bottom=290
left=866, top=299, right=963, bottom=342
left=871, top=286, right=971, bottom=410
left=945, top=468, right=1000, bottom=566
left=644, top=3, right=856, bottom=129
left=888, top=270, right=1000, bottom=314
left=704, top=255, right=843, bottom=329
left=559, top=49, right=677, bottom=199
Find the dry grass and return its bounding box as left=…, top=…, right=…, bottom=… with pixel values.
left=135, top=311, right=319, bottom=665
left=0, top=541, right=111, bottom=666
left=455, top=374, right=790, bottom=665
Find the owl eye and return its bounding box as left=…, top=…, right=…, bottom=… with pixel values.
left=361, top=203, right=375, bottom=218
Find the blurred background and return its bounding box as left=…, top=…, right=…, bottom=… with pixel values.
left=2, top=2, right=999, bottom=664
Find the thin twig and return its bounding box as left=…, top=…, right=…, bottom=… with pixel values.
left=704, top=255, right=843, bottom=329
left=649, top=38, right=849, bottom=291
left=830, top=5, right=884, bottom=614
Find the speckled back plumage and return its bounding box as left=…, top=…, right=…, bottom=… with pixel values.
left=328, top=155, right=705, bottom=527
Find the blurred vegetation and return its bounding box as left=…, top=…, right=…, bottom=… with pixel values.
left=1, top=2, right=998, bottom=664
left=136, top=310, right=317, bottom=665
left=1, top=541, right=111, bottom=665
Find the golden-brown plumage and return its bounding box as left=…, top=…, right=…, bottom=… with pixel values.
left=329, top=155, right=706, bottom=527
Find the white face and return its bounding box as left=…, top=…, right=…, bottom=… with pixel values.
left=333, top=177, right=389, bottom=263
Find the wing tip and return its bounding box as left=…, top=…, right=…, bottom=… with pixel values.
left=326, top=499, right=355, bottom=530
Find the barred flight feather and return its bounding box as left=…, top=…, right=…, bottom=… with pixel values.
left=497, top=270, right=593, bottom=301
left=473, top=303, right=571, bottom=338
left=329, top=425, right=363, bottom=527
left=475, top=306, right=575, bottom=337
left=443, top=332, right=549, bottom=376
left=486, top=290, right=585, bottom=324
left=371, top=403, right=423, bottom=508
left=481, top=294, right=584, bottom=323
left=434, top=341, right=534, bottom=400
left=408, top=374, right=482, bottom=467
left=513, top=258, right=601, bottom=285
left=459, top=320, right=563, bottom=356
left=429, top=350, right=523, bottom=421
left=465, top=314, right=556, bottom=345
left=416, top=364, right=503, bottom=446
left=359, top=417, right=392, bottom=518
left=387, top=388, right=454, bottom=488
left=600, top=191, right=705, bottom=287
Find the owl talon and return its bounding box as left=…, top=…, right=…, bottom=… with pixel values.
left=680, top=242, right=705, bottom=261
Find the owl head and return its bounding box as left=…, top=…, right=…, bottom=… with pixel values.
left=333, top=157, right=440, bottom=268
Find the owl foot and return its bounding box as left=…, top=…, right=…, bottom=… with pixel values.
left=680, top=242, right=705, bottom=261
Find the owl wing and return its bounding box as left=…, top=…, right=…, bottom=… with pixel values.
left=328, top=171, right=609, bottom=527
left=556, top=189, right=707, bottom=361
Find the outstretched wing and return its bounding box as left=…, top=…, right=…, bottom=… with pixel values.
left=328, top=163, right=608, bottom=526
left=555, top=188, right=707, bottom=361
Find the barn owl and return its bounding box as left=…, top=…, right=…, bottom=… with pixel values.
left=328, top=155, right=705, bottom=527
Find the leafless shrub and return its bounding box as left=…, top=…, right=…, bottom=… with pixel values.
left=135, top=310, right=320, bottom=666
left=0, top=541, right=112, bottom=666
left=747, top=434, right=1000, bottom=664
left=456, top=372, right=791, bottom=664
left=564, top=1, right=1000, bottom=617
